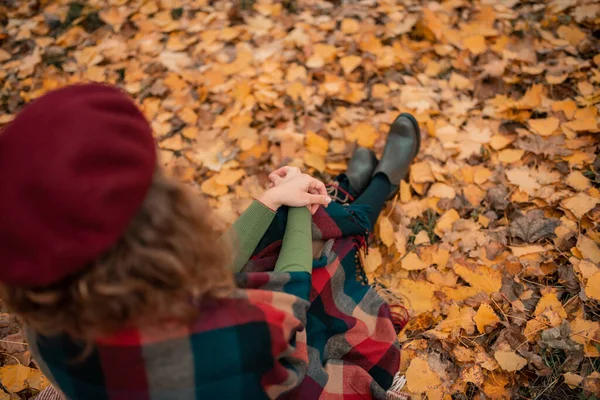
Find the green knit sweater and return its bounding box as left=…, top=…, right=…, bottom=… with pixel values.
left=222, top=201, right=312, bottom=274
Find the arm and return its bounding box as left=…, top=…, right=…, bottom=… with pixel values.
left=221, top=200, right=276, bottom=273
left=274, top=207, right=312, bottom=274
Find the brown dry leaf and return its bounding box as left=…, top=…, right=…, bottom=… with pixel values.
left=506, top=168, right=541, bottom=196
left=563, top=373, right=584, bottom=389
left=494, top=351, right=527, bottom=372
left=341, top=19, right=360, bottom=34
left=474, top=303, right=501, bottom=333
left=566, top=171, right=592, bottom=190
left=303, top=153, right=326, bottom=172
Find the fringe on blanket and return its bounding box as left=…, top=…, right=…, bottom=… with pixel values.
left=35, top=386, right=64, bottom=400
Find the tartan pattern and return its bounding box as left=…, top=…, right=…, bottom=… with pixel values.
left=29, top=189, right=402, bottom=399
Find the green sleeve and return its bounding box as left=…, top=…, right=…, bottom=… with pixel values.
left=222, top=200, right=276, bottom=273
left=274, top=207, right=312, bottom=274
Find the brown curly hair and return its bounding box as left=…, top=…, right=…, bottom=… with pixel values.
left=0, top=170, right=234, bottom=342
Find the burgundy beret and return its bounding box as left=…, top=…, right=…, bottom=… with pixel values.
left=0, top=84, right=156, bottom=286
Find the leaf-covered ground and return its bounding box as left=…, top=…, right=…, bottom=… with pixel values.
left=1, top=0, right=600, bottom=398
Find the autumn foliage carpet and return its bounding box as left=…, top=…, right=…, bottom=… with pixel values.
left=1, top=0, right=600, bottom=399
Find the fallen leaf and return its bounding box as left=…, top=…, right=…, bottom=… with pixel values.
left=401, top=252, right=430, bottom=271
left=0, top=365, right=30, bottom=393
left=463, top=35, right=487, bottom=55
left=563, top=373, right=584, bottom=389
left=528, top=117, right=560, bottom=136
left=340, top=55, right=362, bottom=75
left=363, top=247, right=382, bottom=273
left=428, top=182, right=456, bottom=199
left=410, top=161, right=435, bottom=183
left=378, top=216, right=395, bottom=248
left=585, top=273, right=600, bottom=300
left=494, top=351, right=527, bottom=372
left=474, top=303, right=501, bottom=333
left=405, top=357, right=441, bottom=393
left=577, top=236, right=600, bottom=263
left=509, top=210, right=559, bottom=243
left=561, top=193, right=599, bottom=219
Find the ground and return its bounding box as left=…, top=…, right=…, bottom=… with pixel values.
left=1, top=0, right=600, bottom=398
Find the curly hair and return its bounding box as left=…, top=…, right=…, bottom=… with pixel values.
left=0, top=170, right=234, bottom=342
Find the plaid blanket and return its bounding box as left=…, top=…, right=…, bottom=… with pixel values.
left=31, top=188, right=405, bottom=400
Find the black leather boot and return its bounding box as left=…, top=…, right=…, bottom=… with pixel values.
left=345, top=146, right=378, bottom=195
left=372, top=113, right=421, bottom=197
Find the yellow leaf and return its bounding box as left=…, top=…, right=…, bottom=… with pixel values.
left=371, top=84, right=390, bottom=99
left=534, top=293, right=567, bottom=326
left=563, top=373, right=584, bottom=389
left=313, top=43, right=337, bottom=63
left=215, top=169, right=245, bottom=186
left=159, top=134, right=184, bottom=151
left=363, top=247, right=382, bottom=273
left=405, top=357, right=441, bottom=393
left=400, top=180, right=412, bottom=203
left=305, top=131, right=328, bottom=157
left=509, top=245, right=545, bottom=257
left=303, top=152, right=326, bottom=172
left=562, top=118, right=599, bottom=132
left=434, top=209, right=460, bottom=237
left=378, top=216, right=395, bottom=248
left=346, top=123, right=379, bottom=148
left=401, top=252, right=430, bottom=271
left=340, top=55, right=362, bottom=75
left=414, top=230, right=430, bottom=245
left=561, top=193, right=599, bottom=219
left=449, top=72, right=473, bottom=90
left=551, top=99, right=577, bottom=119
left=0, top=365, right=30, bottom=393
left=528, top=117, right=560, bottom=136
left=506, top=168, right=540, bottom=196
left=286, top=81, right=305, bottom=101
left=586, top=273, right=600, bottom=300
left=498, top=148, right=524, bottom=163
left=577, top=236, right=600, bottom=263
left=463, top=35, right=487, bottom=55
left=546, top=72, right=568, bottom=85
left=490, top=134, right=515, bottom=150
left=427, top=182, right=456, bottom=199
left=474, top=303, right=500, bottom=333
left=395, top=279, right=437, bottom=314
left=201, top=175, right=228, bottom=197
left=453, top=261, right=502, bottom=295
left=341, top=18, right=360, bottom=34
left=557, top=25, right=587, bottom=46
left=473, top=167, right=492, bottom=185
left=494, top=350, right=527, bottom=372
left=181, top=126, right=198, bottom=140
left=566, top=171, right=592, bottom=191
left=410, top=161, right=435, bottom=183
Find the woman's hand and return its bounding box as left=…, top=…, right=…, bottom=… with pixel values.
left=268, top=166, right=302, bottom=187
left=258, top=174, right=331, bottom=215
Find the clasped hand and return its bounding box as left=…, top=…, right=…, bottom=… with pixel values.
left=257, top=166, right=331, bottom=215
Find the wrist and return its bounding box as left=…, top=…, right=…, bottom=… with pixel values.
left=256, top=189, right=281, bottom=212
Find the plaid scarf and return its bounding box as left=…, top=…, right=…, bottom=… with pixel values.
left=32, top=198, right=406, bottom=400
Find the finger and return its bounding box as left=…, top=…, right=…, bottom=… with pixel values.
left=306, top=193, right=332, bottom=206
left=270, top=167, right=290, bottom=180
left=309, top=178, right=328, bottom=196
left=309, top=204, right=318, bottom=215
left=270, top=175, right=284, bottom=185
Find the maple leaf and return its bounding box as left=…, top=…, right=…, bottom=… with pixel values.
left=516, top=134, right=572, bottom=158
left=509, top=210, right=559, bottom=243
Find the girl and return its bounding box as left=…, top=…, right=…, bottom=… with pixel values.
left=0, top=83, right=419, bottom=399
